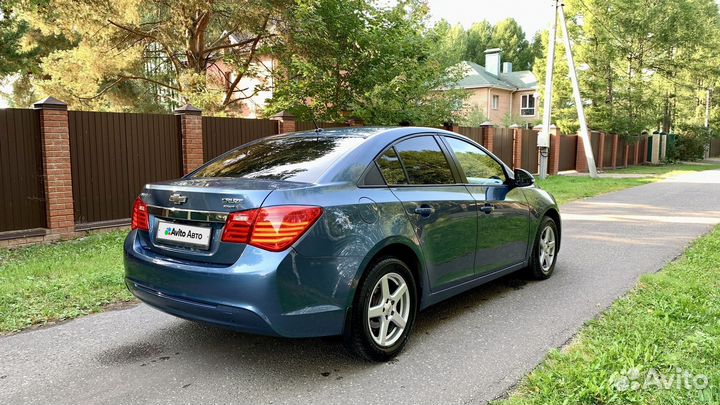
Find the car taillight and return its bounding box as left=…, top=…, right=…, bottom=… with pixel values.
left=221, top=206, right=323, bottom=252
left=131, top=197, right=149, bottom=231
left=221, top=210, right=259, bottom=244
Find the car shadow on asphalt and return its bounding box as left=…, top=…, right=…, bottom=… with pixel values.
left=97, top=273, right=534, bottom=378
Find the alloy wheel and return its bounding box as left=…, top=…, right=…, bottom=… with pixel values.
left=367, top=272, right=411, bottom=347
left=539, top=225, right=556, bottom=273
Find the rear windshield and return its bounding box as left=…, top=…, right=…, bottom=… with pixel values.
left=192, top=136, right=364, bottom=183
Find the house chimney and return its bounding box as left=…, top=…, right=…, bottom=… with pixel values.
left=502, top=62, right=513, bottom=73
left=484, top=48, right=502, bottom=77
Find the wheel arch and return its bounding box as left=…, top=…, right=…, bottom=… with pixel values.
left=349, top=237, right=426, bottom=310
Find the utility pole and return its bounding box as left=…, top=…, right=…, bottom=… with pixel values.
left=539, top=0, right=598, bottom=179
left=538, top=0, right=559, bottom=180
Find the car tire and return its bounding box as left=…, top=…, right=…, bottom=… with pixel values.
left=526, top=216, right=559, bottom=280
left=344, top=256, right=417, bottom=362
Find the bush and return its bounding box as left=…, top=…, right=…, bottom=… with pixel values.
left=665, top=126, right=712, bottom=162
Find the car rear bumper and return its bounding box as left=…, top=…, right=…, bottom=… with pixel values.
left=124, top=230, right=360, bottom=338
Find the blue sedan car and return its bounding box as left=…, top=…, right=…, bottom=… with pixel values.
left=124, top=127, right=561, bottom=361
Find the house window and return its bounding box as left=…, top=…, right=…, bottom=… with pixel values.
left=492, top=95, right=499, bottom=110
left=521, top=94, right=536, bottom=116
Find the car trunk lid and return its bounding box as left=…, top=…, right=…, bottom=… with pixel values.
left=139, top=177, right=306, bottom=265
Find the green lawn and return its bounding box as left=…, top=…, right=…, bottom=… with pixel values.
left=0, top=163, right=718, bottom=334
left=0, top=230, right=133, bottom=333
left=539, top=163, right=720, bottom=205
left=538, top=176, right=654, bottom=205
left=498, top=224, right=720, bottom=405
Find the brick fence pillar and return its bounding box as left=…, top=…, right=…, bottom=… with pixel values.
left=175, top=104, right=204, bottom=174
left=512, top=128, right=523, bottom=169
left=483, top=126, right=495, bottom=153
left=33, top=97, right=75, bottom=240
left=575, top=131, right=589, bottom=173
left=611, top=134, right=619, bottom=169
left=272, top=110, right=296, bottom=133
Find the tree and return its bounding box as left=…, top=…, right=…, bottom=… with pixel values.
left=463, top=21, right=494, bottom=65
left=13, top=0, right=290, bottom=112
left=534, top=0, right=720, bottom=135
left=0, top=1, right=27, bottom=76
left=436, top=18, right=539, bottom=71
left=491, top=18, right=533, bottom=70
left=266, top=0, right=466, bottom=126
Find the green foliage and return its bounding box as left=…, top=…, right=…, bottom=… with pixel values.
left=266, top=0, right=466, bottom=126
left=0, top=1, right=28, bottom=76
left=666, top=126, right=714, bottom=161
left=6, top=0, right=290, bottom=112
left=435, top=18, right=538, bottom=71
left=463, top=21, right=494, bottom=66
left=492, top=19, right=534, bottom=71
left=535, top=0, right=720, bottom=136
left=458, top=104, right=489, bottom=127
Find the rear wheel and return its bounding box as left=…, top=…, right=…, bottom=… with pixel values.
left=526, top=216, right=558, bottom=280
left=344, top=257, right=417, bottom=362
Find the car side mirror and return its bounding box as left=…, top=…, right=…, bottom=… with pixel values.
left=513, top=168, right=535, bottom=187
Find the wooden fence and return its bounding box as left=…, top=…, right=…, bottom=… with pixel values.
left=711, top=138, right=720, bottom=157
left=0, top=109, right=46, bottom=234
left=202, top=117, right=279, bottom=161
left=493, top=128, right=515, bottom=166
left=0, top=100, right=659, bottom=246
left=68, top=111, right=183, bottom=227
left=457, top=126, right=483, bottom=144
left=520, top=129, right=538, bottom=173
left=559, top=135, right=578, bottom=172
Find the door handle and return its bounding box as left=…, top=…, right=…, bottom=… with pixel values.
left=414, top=205, right=435, bottom=217
left=480, top=203, right=495, bottom=214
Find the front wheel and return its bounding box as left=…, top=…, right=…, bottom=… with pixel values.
left=344, top=257, right=417, bottom=362
left=526, top=216, right=559, bottom=280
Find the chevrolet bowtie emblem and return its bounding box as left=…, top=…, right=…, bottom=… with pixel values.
left=168, top=193, right=188, bottom=205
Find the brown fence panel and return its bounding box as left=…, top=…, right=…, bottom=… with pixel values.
left=0, top=109, right=47, bottom=233
left=617, top=137, right=627, bottom=167
left=493, top=128, right=514, bottom=166
left=589, top=131, right=601, bottom=163
left=559, top=135, right=578, bottom=171
left=202, top=117, right=279, bottom=161
left=520, top=129, right=539, bottom=173
left=710, top=138, right=720, bottom=157
left=295, top=121, right=349, bottom=132
left=602, top=135, right=613, bottom=167
left=69, top=111, right=182, bottom=226
left=457, top=126, right=484, bottom=144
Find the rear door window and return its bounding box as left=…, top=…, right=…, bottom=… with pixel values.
left=192, top=136, right=364, bottom=183
left=376, top=147, right=408, bottom=184
left=393, top=136, right=455, bottom=185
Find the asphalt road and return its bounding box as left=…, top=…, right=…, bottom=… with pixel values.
left=2, top=170, right=720, bottom=405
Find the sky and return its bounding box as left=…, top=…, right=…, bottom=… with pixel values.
left=426, top=0, right=555, bottom=40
